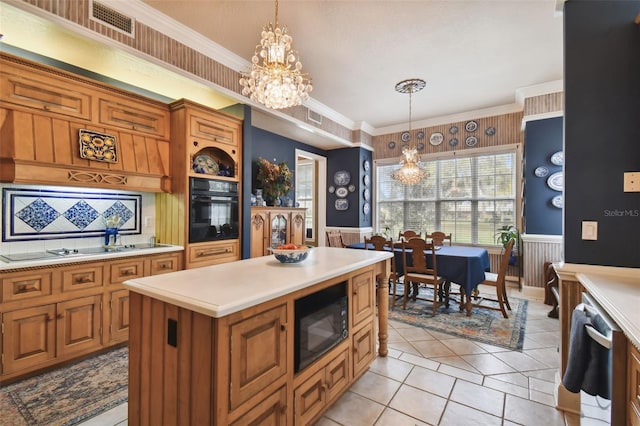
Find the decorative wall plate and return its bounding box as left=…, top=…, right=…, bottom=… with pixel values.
left=449, top=125, right=459, bottom=134
left=465, top=136, right=478, bottom=147
left=465, top=120, right=478, bottom=132
left=363, top=188, right=370, bottom=201
left=328, top=186, right=335, bottom=193
left=388, top=141, right=396, bottom=149
left=335, top=187, right=349, bottom=198
left=401, top=131, right=411, bottom=142
left=417, top=142, right=425, bottom=150
left=192, top=154, right=219, bottom=175
left=485, top=127, right=496, bottom=136
left=551, top=195, right=563, bottom=209
left=335, top=199, right=349, bottom=211
left=363, top=160, right=370, bottom=171
left=534, top=166, right=549, bottom=177
left=547, top=172, right=563, bottom=191
left=363, top=175, right=370, bottom=186
left=363, top=202, right=370, bottom=215
left=417, top=131, right=425, bottom=140
left=550, top=151, right=564, bottom=166
left=79, top=129, right=118, bottom=163
left=449, top=138, right=459, bottom=147
left=348, top=184, right=356, bottom=192
left=334, top=170, right=351, bottom=186
left=429, top=132, right=444, bottom=146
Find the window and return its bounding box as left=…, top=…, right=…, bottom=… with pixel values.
left=376, top=150, right=516, bottom=246
left=296, top=160, right=315, bottom=241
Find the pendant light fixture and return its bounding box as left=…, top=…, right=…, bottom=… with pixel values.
left=391, top=78, right=428, bottom=185
left=239, top=0, right=313, bottom=109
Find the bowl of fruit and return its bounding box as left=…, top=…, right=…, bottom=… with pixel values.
left=268, top=244, right=311, bottom=264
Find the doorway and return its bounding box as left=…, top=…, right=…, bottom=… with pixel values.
left=295, top=149, right=327, bottom=246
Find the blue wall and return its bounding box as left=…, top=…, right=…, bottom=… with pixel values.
left=326, top=148, right=372, bottom=228
left=524, top=117, right=563, bottom=235
left=564, top=0, right=640, bottom=268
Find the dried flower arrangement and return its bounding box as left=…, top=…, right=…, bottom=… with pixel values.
left=256, top=157, right=293, bottom=202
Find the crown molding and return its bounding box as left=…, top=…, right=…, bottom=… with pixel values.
left=515, top=80, right=564, bottom=106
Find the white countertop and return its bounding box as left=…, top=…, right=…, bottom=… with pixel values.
left=0, top=245, right=184, bottom=271
left=576, top=272, right=640, bottom=351
left=123, top=247, right=393, bottom=318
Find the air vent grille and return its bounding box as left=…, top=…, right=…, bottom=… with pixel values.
left=91, top=1, right=134, bottom=36
left=308, top=110, right=323, bottom=125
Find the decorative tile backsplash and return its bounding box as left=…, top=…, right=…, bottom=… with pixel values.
left=2, top=187, right=141, bottom=242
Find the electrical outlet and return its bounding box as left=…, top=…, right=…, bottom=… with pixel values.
left=582, top=221, right=598, bottom=240
left=144, top=216, right=152, bottom=227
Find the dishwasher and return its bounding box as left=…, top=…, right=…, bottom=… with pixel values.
left=563, top=292, right=627, bottom=425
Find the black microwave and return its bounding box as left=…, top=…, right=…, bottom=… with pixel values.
left=294, top=282, right=348, bottom=373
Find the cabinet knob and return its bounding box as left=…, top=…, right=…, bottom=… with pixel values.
left=280, top=324, right=286, bottom=332
left=57, top=313, right=64, bottom=319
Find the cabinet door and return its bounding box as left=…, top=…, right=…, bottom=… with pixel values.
left=352, top=320, right=375, bottom=379
left=98, top=97, right=169, bottom=138
left=108, top=289, right=129, bottom=344
left=230, top=385, right=288, bottom=426
left=189, top=110, right=241, bottom=149
left=2, top=305, right=56, bottom=374
left=351, top=270, right=375, bottom=328
left=57, top=295, right=102, bottom=357
left=630, top=344, right=640, bottom=426
left=250, top=211, right=267, bottom=257
left=1, top=270, right=53, bottom=303
left=229, top=304, right=288, bottom=410
left=294, top=369, right=325, bottom=425
left=290, top=211, right=306, bottom=246
left=270, top=214, right=288, bottom=248
left=325, top=348, right=350, bottom=403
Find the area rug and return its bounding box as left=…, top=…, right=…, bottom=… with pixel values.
left=388, top=286, right=528, bottom=351
left=0, top=347, right=128, bottom=426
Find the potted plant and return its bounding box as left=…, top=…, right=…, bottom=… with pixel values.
left=256, top=157, right=293, bottom=206
left=495, top=225, right=519, bottom=265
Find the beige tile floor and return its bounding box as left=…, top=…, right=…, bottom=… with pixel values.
left=81, top=290, right=609, bottom=426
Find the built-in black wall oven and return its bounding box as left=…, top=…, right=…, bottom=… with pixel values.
left=189, top=177, right=239, bottom=243
left=294, top=282, right=349, bottom=373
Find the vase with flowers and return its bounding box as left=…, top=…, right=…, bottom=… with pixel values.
left=256, top=157, right=293, bottom=206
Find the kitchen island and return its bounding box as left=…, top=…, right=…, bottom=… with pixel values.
left=123, top=247, right=392, bottom=425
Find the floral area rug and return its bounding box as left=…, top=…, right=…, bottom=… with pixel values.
left=0, top=347, right=128, bottom=426
left=388, top=285, right=527, bottom=351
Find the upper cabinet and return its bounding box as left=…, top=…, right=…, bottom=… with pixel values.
left=0, top=52, right=170, bottom=192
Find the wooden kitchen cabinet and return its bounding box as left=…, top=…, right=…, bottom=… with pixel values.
left=156, top=99, right=242, bottom=269
left=351, top=269, right=375, bottom=328
left=352, top=320, right=376, bottom=379
left=629, top=344, right=640, bottom=425
left=294, top=348, right=349, bottom=425
left=250, top=207, right=307, bottom=257
left=0, top=250, right=182, bottom=384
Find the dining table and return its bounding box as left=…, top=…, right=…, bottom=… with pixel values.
left=346, top=242, right=491, bottom=312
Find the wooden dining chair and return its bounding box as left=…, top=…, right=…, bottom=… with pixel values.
left=326, top=230, right=346, bottom=248
left=398, top=230, right=421, bottom=241
left=364, top=235, right=404, bottom=307
left=401, top=238, right=446, bottom=315
left=464, top=238, right=514, bottom=318
left=426, top=231, right=452, bottom=246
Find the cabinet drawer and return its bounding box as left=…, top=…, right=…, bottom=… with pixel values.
left=61, top=264, right=103, bottom=292
left=109, top=259, right=145, bottom=285
left=189, top=111, right=240, bottom=148
left=1, top=271, right=53, bottom=302
left=188, top=240, right=238, bottom=267
left=0, top=68, right=92, bottom=120
left=98, top=97, right=169, bottom=138
left=150, top=253, right=181, bottom=275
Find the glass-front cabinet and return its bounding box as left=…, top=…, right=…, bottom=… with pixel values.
left=250, top=207, right=307, bottom=257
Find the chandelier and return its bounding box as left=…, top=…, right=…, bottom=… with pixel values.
left=391, top=78, right=428, bottom=185
left=239, top=0, right=312, bottom=109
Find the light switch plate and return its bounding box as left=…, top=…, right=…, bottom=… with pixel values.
left=582, top=221, right=598, bottom=240
left=624, top=172, right=640, bottom=192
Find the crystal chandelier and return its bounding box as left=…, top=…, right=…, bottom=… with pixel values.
left=239, top=0, right=312, bottom=109
left=391, top=78, right=428, bottom=185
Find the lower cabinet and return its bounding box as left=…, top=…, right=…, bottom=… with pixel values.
left=188, top=240, right=239, bottom=268
left=0, top=251, right=182, bottom=383
left=231, top=386, right=288, bottom=426
left=629, top=344, right=640, bottom=425
left=352, top=320, right=376, bottom=378
left=294, top=348, right=350, bottom=425
left=250, top=207, right=307, bottom=257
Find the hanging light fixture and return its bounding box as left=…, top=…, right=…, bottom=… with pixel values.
left=239, top=0, right=313, bottom=109
left=391, top=78, right=428, bottom=185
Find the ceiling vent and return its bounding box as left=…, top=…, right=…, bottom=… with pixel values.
left=90, top=1, right=135, bottom=37
left=307, top=110, right=323, bottom=125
